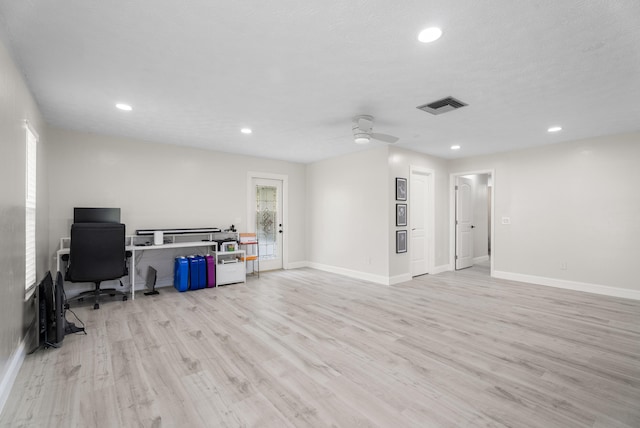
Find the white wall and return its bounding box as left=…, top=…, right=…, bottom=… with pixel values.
left=388, top=146, right=450, bottom=277
left=305, top=145, right=450, bottom=284
left=0, top=37, right=48, bottom=410
left=46, top=127, right=306, bottom=278
left=449, top=133, right=640, bottom=294
left=306, top=147, right=390, bottom=282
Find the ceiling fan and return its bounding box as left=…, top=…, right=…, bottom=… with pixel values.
left=352, top=115, right=399, bottom=145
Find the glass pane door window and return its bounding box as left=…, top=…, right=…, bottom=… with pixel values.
left=256, top=185, right=278, bottom=261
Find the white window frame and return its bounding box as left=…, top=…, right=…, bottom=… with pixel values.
left=25, top=121, right=38, bottom=291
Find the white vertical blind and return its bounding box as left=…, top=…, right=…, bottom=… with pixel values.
left=25, top=124, right=37, bottom=289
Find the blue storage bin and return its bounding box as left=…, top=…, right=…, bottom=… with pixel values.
left=197, top=256, right=207, bottom=289
left=174, top=257, right=189, bottom=292
left=188, top=256, right=199, bottom=290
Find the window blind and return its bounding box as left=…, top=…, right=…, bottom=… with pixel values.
left=25, top=125, right=37, bottom=290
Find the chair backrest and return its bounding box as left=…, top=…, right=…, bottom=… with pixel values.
left=68, top=223, right=126, bottom=282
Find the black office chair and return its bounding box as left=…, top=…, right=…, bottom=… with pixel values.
left=64, top=223, right=129, bottom=309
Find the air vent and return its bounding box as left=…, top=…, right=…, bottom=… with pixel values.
left=417, top=96, right=467, bottom=115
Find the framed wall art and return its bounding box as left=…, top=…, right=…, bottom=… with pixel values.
left=395, top=177, right=407, bottom=201
left=396, top=204, right=407, bottom=227
left=396, top=230, right=407, bottom=253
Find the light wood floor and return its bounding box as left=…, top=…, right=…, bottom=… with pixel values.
left=2, top=266, right=639, bottom=427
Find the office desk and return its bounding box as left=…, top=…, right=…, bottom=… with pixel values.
left=56, top=240, right=218, bottom=300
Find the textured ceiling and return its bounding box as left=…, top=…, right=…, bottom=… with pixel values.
left=1, top=0, right=639, bottom=163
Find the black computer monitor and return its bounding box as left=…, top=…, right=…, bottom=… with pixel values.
left=37, top=271, right=84, bottom=349
left=54, top=272, right=66, bottom=345
left=38, top=271, right=62, bottom=347
left=73, top=207, right=121, bottom=223
left=144, top=265, right=159, bottom=296
left=38, top=271, right=54, bottom=345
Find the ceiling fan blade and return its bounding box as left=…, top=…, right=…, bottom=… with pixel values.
left=357, top=116, right=373, bottom=133
left=371, top=133, right=399, bottom=144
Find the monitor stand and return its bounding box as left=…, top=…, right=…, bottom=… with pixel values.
left=65, top=320, right=85, bottom=334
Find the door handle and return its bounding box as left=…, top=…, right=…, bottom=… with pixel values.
left=471, top=225, right=475, bottom=229
left=279, top=230, right=283, bottom=234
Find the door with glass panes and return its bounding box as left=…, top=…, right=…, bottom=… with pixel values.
left=251, top=178, right=283, bottom=271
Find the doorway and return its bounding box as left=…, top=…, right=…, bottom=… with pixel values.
left=409, top=166, right=435, bottom=277
left=450, top=171, right=494, bottom=275
left=247, top=173, right=288, bottom=271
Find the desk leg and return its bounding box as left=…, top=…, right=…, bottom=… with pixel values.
left=131, top=250, right=136, bottom=300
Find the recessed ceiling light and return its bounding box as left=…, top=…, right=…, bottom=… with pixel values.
left=241, top=128, right=252, bottom=134
left=451, top=145, right=461, bottom=150
left=547, top=126, right=562, bottom=133
left=418, top=27, right=442, bottom=43
left=116, top=103, right=132, bottom=111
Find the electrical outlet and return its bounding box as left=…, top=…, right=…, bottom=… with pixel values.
left=560, top=262, right=567, bottom=270
left=501, top=217, right=511, bottom=225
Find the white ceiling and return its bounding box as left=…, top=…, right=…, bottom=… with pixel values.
left=1, top=1, right=639, bottom=164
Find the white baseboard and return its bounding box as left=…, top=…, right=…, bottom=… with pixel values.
left=285, top=262, right=454, bottom=285
left=473, top=255, right=489, bottom=264
left=389, top=273, right=412, bottom=285
left=0, top=339, right=26, bottom=416
left=285, top=261, right=309, bottom=270
left=291, top=261, right=412, bottom=285
left=306, top=262, right=390, bottom=285
left=431, top=264, right=452, bottom=275
left=493, top=271, right=640, bottom=301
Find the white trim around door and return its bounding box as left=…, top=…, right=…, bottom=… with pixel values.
left=247, top=172, right=290, bottom=270
left=409, top=166, right=435, bottom=277
left=449, top=169, right=495, bottom=276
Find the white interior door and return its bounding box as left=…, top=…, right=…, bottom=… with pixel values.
left=410, top=170, right=430, bottom=276
left=455, top=176, right=474, bottom=270
left=252, top=178, right=283, bottom=271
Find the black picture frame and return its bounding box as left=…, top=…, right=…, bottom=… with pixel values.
left=396, top=178, right=407, bottom=201
left=396, top=230, right=407, bottom=253
left=396, top=204, right=407, bottom=227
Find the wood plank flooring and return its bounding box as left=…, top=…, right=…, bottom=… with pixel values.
left=2, top=266, right=639, bottom=427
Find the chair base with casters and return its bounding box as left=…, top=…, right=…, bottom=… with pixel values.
left=65, top=280, right=128, bottom=310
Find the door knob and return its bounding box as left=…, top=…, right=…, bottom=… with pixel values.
left=471, top=225, right=475, bottom=229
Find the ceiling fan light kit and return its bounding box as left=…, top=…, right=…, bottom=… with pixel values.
left=352, top=115, right=399, bottom=145
left=354, top=135, right=371, bottom=145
